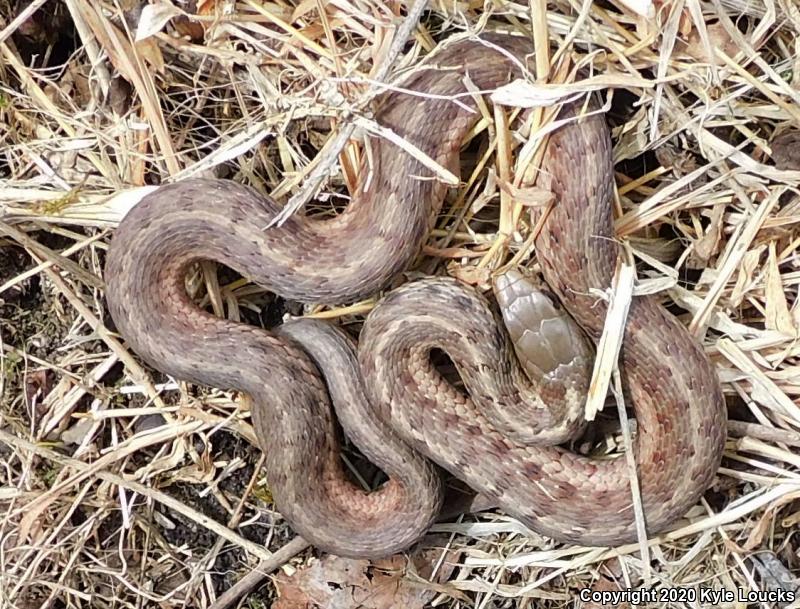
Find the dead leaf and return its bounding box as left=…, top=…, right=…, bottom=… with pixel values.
left=109, top=76, right=134, bottom=116
left=446, top=262, right=491, bottom=288
left=772, top=131, right=800, bottom=170
left=135, top=3, right=183, bottom=41
left=498, top=180, right=554, bottom=208
left=764, top=242, right=796, bottom=335
left=134, top=37, right=166, bottom=74
left=24, top=369, right=51, bottom=410
left=273, top=538, right=459, bottom=609
left=655, top=140, right=698, bottom=176
left=742, top=483, right=800, bottom=551
left=681, top=21, right=738, bottom=66
left=60, top=417, right=96, bottom=446
left=729, top=244, right=766, bottom=307
left=168, top=444, right=216, bottom=485
left=750, top=553, right=796, bottom=609
left=690, top=205, right=724, bottom=267
left=174, top=0, right=217, bottom=41
left=291, top=0, right=318, bottom=22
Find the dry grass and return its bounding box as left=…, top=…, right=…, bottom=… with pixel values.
left=1, top=0, right=799, bottom=607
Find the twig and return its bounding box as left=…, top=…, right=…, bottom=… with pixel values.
left=727, top=421, right=800, bottom=447
left=208, top=537, right=311, bottom=609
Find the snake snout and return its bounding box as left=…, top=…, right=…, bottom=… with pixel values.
left=493, top=270, right=594, bottom=384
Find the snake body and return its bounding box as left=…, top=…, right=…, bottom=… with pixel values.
left=105, top=34, right=726, bottom=557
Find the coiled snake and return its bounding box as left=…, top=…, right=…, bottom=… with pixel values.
left=105, top=34, right=726, bottom=558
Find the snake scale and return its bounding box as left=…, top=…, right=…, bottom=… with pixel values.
left=105, top=34, right=726, bottom=558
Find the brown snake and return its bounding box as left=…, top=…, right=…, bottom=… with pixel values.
left=105, top=34, right=726, bottom=558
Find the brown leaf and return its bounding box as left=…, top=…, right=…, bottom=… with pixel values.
left=109, top=76, right=134, bottom=116
left=173, top=16, right=205, bottom=42
left=446, top=263, right=491, bottom=288
left=273, top=538, right=459, bottom=609
left=24, top=369, right=51, bottom=411
left=134, top=37, right=166, bottom=74
left=681, top=22, right=738, bottom=66
left=771, top=131, right=800, bottom=170
left=174, top=0, right=217, bottom=41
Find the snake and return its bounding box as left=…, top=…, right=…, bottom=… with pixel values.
left=104, top=33, right=727, bottom=558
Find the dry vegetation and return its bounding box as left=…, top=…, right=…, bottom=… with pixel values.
left=1, top=0, right=799, bottom=607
